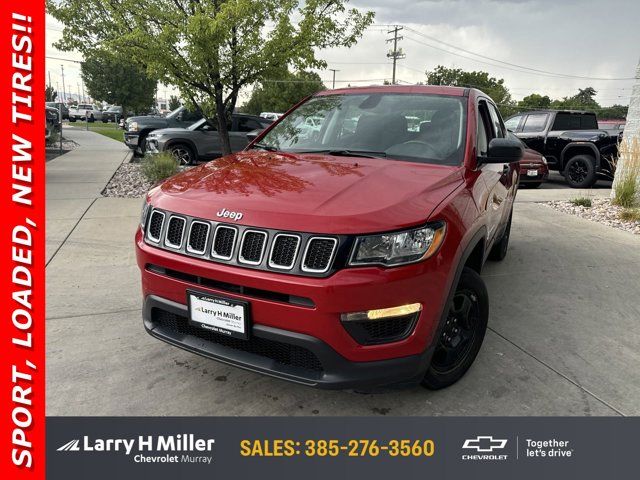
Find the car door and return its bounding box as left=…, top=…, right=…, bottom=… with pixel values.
left=517, top=113, right=549, bottom=154
left=477, top=99, right=510, bottom=245
left=229, top=116, right=265, bottom=152
left=197, top=122, right=223, bottom=157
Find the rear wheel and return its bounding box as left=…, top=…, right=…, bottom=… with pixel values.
left=422, top=267, right=489, bottom=390
left=564, top=155, right=596, bottom=188
left=88, top=114, right=95, bottom=123
left=168, top=143, right=195, bottom=165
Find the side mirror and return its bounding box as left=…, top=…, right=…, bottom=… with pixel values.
left=480, top=138, right=523, bottom=164
left=246, top=129, right=262, bottom=142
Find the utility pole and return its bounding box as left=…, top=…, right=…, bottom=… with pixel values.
left=81, top=82, right=85, bottom=103
left=329, top=69, right=339, bottom=89
left=386, top=26, right=405, bottom=85
left=60, top=65, right=66, bottom=104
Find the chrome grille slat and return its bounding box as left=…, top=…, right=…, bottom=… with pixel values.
left=302, top=237, right=337, bottom=273
left=187, top=221, right=210, bottom=254
left=211, top=225, right=237, bottom=260
left=164, top=216, right=186, bottom=249
left=239, top=230, right=267, bottom=265
left=147, top=210, right=165, bottom=243
left=269, top=234, right=300, bottom=270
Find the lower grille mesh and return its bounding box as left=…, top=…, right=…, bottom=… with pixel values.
left=153, top=309, right=323, bottom=373
left=341, top=313, right=417, bottom=345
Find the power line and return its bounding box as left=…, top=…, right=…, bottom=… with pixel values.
left=403, top=26, right=634, bottom=81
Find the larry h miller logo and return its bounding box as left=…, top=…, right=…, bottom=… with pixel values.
left=56, top=434, right=215, bottom=464
left=462, top=436, right=509, bottom=461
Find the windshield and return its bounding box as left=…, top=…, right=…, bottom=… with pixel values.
left=165, top=106, right=185, bottom=119
left=257, top=93, right=467, bottom=166
left=188, top=118, right=207, bottom=131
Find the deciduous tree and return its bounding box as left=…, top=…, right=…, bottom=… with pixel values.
left=243, top=69, right=325, bottom=115
left=48, top=0, right=374, bottom=155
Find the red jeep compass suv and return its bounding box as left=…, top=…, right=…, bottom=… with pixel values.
left=135, top=85, right=522, bottom=390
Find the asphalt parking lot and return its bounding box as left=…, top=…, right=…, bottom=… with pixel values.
left=46, top=130, right=639, bottom=416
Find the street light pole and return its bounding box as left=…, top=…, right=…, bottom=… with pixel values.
left=60, top=65, right=66, bottom=103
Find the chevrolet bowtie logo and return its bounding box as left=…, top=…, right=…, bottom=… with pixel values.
left=462, top=436, right=508, bottom=452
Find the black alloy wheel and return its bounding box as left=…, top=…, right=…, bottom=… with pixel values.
left=422, top=267, right=488, bottom=389
left=564, top=155, right=596, bottom=188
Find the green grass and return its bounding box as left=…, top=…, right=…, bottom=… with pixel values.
left=570, top=197, right=592, bottom=208
left=141, top=153, right=179, bottom=183
left=74, top=122, right=124, bottom=142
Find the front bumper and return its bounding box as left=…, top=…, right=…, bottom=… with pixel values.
left=124, top=132, right=139, bottom=149
left=144, top=295, right=431, bottom=389
left=136, top=227, right=457, bottom=388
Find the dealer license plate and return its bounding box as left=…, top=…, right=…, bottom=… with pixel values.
left=188, top=292, right=250, bottom=340
left=527, top=169, right=539, bottom=177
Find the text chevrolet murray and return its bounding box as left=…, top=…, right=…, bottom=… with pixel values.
left=135, top=86, right=522, bottom=390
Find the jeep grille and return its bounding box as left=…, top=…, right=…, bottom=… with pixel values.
left=143, top=208, right=341, bottom=277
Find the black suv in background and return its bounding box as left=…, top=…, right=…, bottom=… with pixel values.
left=124, top=106, right=203, bottom=156
left=505, top=110, right=619, bottom=187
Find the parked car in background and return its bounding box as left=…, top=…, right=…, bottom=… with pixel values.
left=46, top=101, right=69, bottom=120
left=259, top=112, right=282, bottom=121
left=509, top=133, right=548, bottom=188
left=124, top=106, right=203, bottom=156
left=102, top=105, right=126, bottom=123
left=45, top=106, right=61, bottom=139
left=68, top=103, right=104, bottom=123
left=146, top=114, right=273, bottom=164
left=598, top=119, right=625, bottom=137
left=505, top=110, right=618, bottom=188
left=136, top=85, right=523, bottom=390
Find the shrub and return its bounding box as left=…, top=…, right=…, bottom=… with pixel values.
left=612, top=137, right=640, bottom=208
left=619, top=208, right=640, bottom=222
left=141, top=153, right=179, bottom=183
left=570, top=197, right=592, bottom=208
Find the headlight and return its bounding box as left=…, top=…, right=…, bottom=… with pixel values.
left=349, top=222, right=446, bottom=267
left=140, top=198, right=151, bottom=229
left=129, top=121, right=139, bottom=132
left=542, top=156, right=548, bottom=165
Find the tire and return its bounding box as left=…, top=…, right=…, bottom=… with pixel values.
left=69, top=117, right=76, bottom=123
left=168, top=143, right=196, bottom=166
left=488, top=210, right=512, bottom=261
left=422, top=267, right=489, bottom=390
left=102, top=118, right=108, bottom=123
left=563, top=155, right=596, bottom=188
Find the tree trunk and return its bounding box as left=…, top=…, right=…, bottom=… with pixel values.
left=215, top=92, right=232, bottom=156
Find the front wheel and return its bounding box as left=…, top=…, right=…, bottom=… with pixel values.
left=564, top=155, right=596, bottom=188
left=88, top=114, right=95, bottom=123
left=69, top=117, right=76, bottom=123
left=168, top=144, right=196, bottom=165
left=422, top=267, right=489, bottom=390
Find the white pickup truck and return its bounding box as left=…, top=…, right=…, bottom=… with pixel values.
left=68, top=103, right=103, bottom=122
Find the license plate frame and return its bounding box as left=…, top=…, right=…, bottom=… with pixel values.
left=187, top=290, right=250, bottom=340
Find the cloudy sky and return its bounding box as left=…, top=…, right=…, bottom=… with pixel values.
left=46, top=0, right=639, bottom=107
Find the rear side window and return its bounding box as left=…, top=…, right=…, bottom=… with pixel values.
left=504, top=115, right=522, bottom=132
left=552, top=112, right=598, bottom=130
left=236, top=117, right=263, bottom=132
left=522, top=114, right=548, bottom=133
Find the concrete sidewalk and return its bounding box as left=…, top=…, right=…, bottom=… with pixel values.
left=46, top=143, right=639, bottom=417
left=46, top=128, right=129, bottom=264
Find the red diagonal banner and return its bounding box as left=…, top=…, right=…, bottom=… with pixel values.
left=0, top=1, right=45, bottom=479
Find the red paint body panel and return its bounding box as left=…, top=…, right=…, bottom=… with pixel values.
left=136, top=86, right=520, bottom=385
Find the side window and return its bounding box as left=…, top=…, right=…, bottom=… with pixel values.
left=488, top=103, right=506, bottom=138
left=236, top=117, right=263, bottom=132
left=522, top=113, right=548, bottom=133
left=504, top=115, right=522, bottom=132
left=551, top=112, right=580, bottom=130
left=477, top=102, right=491, bottom=156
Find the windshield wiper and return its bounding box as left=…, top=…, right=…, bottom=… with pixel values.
left=253, top=143, right=278, bottom=152
left=297, top=149, right=386, bottom=159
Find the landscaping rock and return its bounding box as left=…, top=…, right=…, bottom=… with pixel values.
left=543, top=198, right=640, bottom=235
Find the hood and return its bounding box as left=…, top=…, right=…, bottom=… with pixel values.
left=127, top=115, right=167, bottom=128
left=149, top=127, right=190, bottom=136
left=150, top=151, right=463, bottom=234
